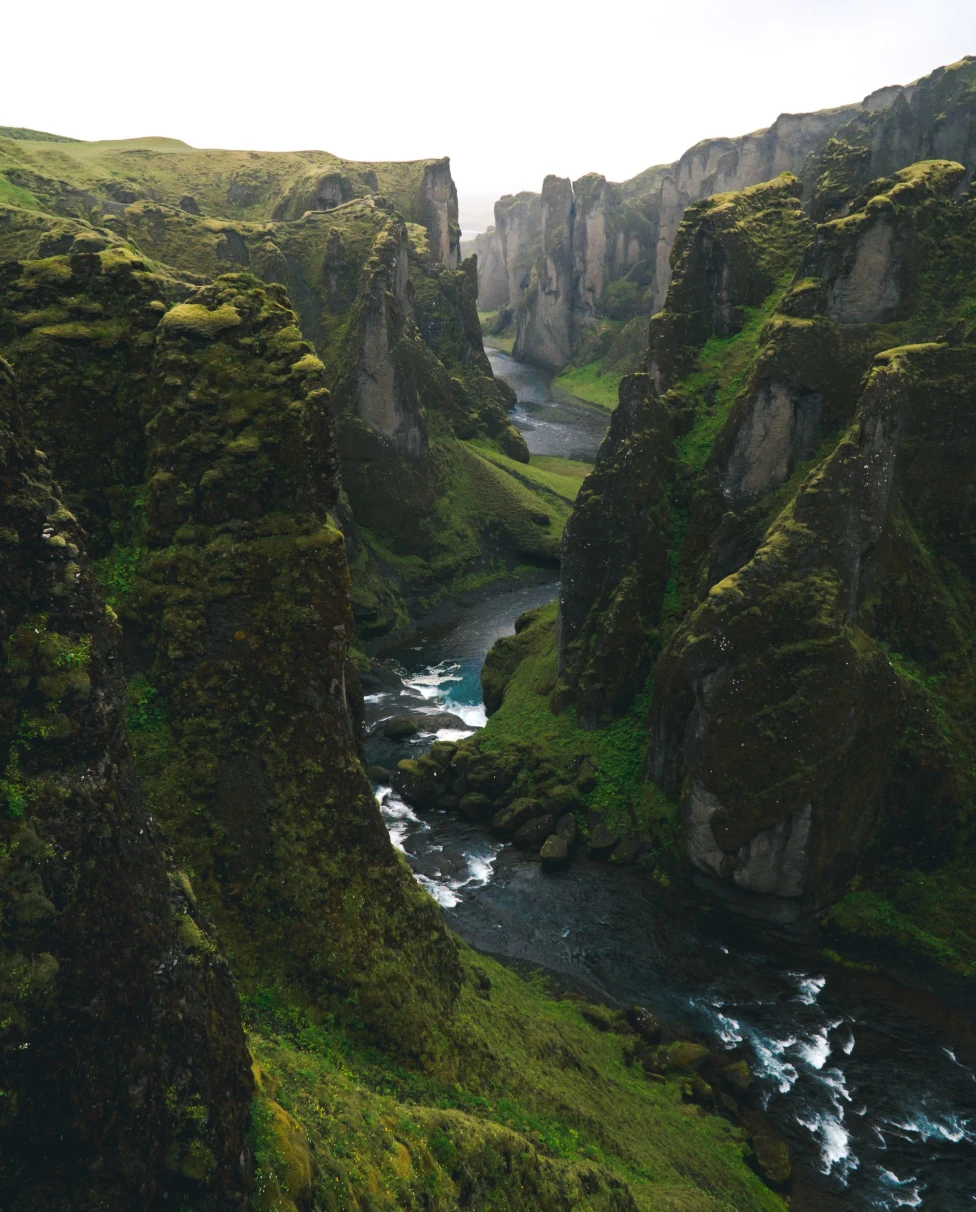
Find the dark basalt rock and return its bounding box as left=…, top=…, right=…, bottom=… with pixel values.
left=0, top=360, right=252, bottom=1209
left=587, top=823, right=621, bottom=858
left=459, top=792, right=494, bottom=821
left=540, top=833, right=570, bottom=868
left=627, top=1006, right=663, bottom=1043
left=556, top=812, right=578, bottom=847
left=491, top=797, right=541, bottom=834
left=382, top=714, right=420, bottom=739
left=513, top=813, right=556, bottom=849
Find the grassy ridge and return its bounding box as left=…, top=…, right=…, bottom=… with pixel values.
left=246, top=945, right=783, bottom=1212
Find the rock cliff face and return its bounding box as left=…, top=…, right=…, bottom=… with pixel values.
left=560, top=176, right=812, bottom=727
left=0, top=154, right=553, bottom=640
left=470, top=190, right=542, bottom=312
left=0, top=256, right=465, bottom=1054
left=0, top=361, right=253, bottom=1209
left=466, top=156, right=976, bottom=966
left=478, top=56, right=976, bottom=374
left=136, top=275, right=463, bottom=1051
left=810, top=57, right=976, bottom=220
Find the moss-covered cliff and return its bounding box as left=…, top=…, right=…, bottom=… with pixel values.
left=0, top=359, right=253, bottom=1209
left=0, top=200, right=789, bottom=1212
left=447, top=159, right=976, bottom=979
left=0, top=144, right=567, bottom=639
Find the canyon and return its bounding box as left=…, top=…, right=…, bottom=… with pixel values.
left=2, top=50, right=976, bottom=1212
left=469, top=56, right=976, bottom=376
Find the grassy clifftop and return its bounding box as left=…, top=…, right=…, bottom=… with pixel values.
left=0, top=131, right=448, bottom=226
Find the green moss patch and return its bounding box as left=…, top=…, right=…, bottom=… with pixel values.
left=554, top=361, right=623, bottom=411
left=244, top=946, right=783, bottom=1212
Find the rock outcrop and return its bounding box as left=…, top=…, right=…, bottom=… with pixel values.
left=476, top=56, right=976, bottom=374
left=136, top=274, right=463, bottom=1051
left=470, top=190, right=542, bottom=312
left=468, top=156, right=976, bottom=963
left=0, top=159, right=555, bottom=640
left=0, top=360, right=253, bottom=1208
left=0, top=248, right=466, bottom=1052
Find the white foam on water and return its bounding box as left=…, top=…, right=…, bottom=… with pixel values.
left=821, top=1066, right=852, bottom=1105
left=943, top=1047, right=976, bottom=1082
left=795, top=1028, right=832, bottom=1070
left=797, top=1109, right=859, bottom=1180
left=434, top=728, right=476, bottom=742
left=364, top=693, right=389, bottom=703
left=878, top=1169, right=924, bottom=1208
left=888, top=1111, right=973, bottom=1144
left=403, top=661, right=464, bottom=700
left=412, top=843, right=503, bottom=908
left=377, top=788, right=427, bottom=854
left=714, top=1012, right=744, bottom=1047
left=750, top=1032, right=800, bottom=1093
left=463, top=847, right=501, bottom=890
left=451, top=702, right=487, bottom=728
left=415, top=873, right=462, bottom=908
left=792, top=973, right=827, bottom=1005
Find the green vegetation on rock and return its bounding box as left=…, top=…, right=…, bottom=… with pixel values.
left=244, top=945, right=784, bottom=1212
left=466, top=158, right=976, bottom=980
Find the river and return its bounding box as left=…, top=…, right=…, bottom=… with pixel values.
left=364, top=353, right=976, bottom=1211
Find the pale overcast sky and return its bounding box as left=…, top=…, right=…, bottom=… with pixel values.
left=3, top=0, right=974, bottom=231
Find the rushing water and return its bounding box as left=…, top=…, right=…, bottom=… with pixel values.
left=362, top=352, right=976, bottom=1210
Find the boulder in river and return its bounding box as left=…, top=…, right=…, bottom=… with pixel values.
left=382, top=714, right=420, bottom=739
left=366, top=764, right=390, bottom=784
left=492, top=798, right=542, bottom=834
left=556, top=812, right=579, bottom=846
left=419, top=711, right=471, bottom=732
left=380, top=711, right=469, bottom=739
left=540, top=834, right=569, bottom=869
left=459, top=793, right=494, bottom=821
left=587, top=822, right=621, bottom=858
left=514, top=814, right=556, bottom=849
left=392, top=757, right=446, bottom=808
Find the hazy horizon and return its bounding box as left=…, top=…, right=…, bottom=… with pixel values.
left=3, top=0, right=975, bottom=235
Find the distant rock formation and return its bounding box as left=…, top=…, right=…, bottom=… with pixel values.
left=475, top=56, right=976, bottom=374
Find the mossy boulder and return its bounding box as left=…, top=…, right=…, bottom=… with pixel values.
left=513, top=813, right=557, bottom=849
left=751, top=1135, right=792, bottom=1186
left=540, top=833, right=570, bottom=868
left=491, top=797, right=541, bottom=834
left=646, top=1042, right=710, bottom=1074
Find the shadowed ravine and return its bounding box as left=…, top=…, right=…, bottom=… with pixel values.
left=365, top=357, right=976, bottom=1212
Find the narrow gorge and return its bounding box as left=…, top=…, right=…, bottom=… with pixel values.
left=0, top=45, right=974, bottom=1212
